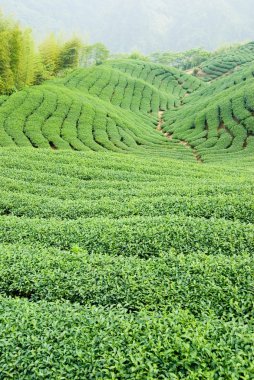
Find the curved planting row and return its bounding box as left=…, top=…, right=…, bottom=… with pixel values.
left=197, top=42, right=254, bottom=81
left=106, top=59, right=205, bottom=99
left=0, top=82, right=192, bottom=158
left=61, top=66, right=174, bottom=116
left=0, top=244, right=253, bottom=319
left=2, top=58, right=253, bottom=161
left=0, top=149, right=252, bottom=255
left=188, top=62, right=254, bottom=101
left=163, top=68, right=254, bottom=162
left=0, top=60, right=208, bottom=159
left=0, top=148, right=253, bottom=378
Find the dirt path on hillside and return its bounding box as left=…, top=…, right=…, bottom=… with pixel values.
left=156, top=111, right=203, bottom=163
left=156, top=111, right=173, bottom=140
left=156, top=111, right=164, bottom=131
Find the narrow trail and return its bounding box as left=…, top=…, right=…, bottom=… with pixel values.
left=156, top=111, right=173, bottom=140
left=156, top=111, right=203, bottom=163
left=156, top=111, right=164, bottom=131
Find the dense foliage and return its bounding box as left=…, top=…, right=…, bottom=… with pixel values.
left=0, top=148, right=253, bottom=378
left=0, top=12, right=36, bottom=93
left=2, top=55, right=254, bottom=163
left=150, top=48, right=211, bottom=70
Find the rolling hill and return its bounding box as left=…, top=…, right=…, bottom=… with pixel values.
left=195, top=41, right=254, bottom=81
left=0, top=57, right=253, bottom=378
left=0, top=60, right=205, bottom=161
left=1, top=57, right=254, bottom=162
left=163, top=58, right=254, bottom=161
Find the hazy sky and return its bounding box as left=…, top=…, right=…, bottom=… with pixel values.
left=0, top=0, right=253, bottom=53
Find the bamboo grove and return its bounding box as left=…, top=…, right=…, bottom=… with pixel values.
left=0, top=11, right=109, bottom=95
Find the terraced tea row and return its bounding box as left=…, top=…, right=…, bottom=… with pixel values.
left=0, top=150, right=253, bottom=222
left=0, top=149, right=253, bottom=258
left=188, top=62, right=254, bottom=101
left=106, top=60, right=204, bottom=96
left=196, top=42, right=254, bottom=81
left=0, top=243, right=253, bottom=319
left=0, top=84, right=188, bottom=156
left=1, top=58, right=254, bottom=161
left=61, top=65, right=174, bottom=115
left=1, top=213, right=253, bottom=258
left=1, top=188, right=253, bottom=221
left=0, top=60, right=208, bottom=159
left=163, top=66, right=254, bottom=161
left=0, top=148, right=253, bottom=378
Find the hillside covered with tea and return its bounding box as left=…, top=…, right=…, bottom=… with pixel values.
left=0, top=14, right=253, bottom=378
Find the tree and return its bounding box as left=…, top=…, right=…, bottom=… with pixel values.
left=128, top=50, right=148, bottom=61
left=8, top=25, right=23, bottom=83
left=90, top=43, right=109, bottom=65
left=79, top=43, right=109, bottom=67
left=58, top=37, right=83, bottom=70
left=0, top=12, right=16, bottom=93
left=17, top=29, right=35, bottom=88
left=0, top=29, right=15, bottom=94
left=0, top=10, right=111, bottom=94
left=0, top=11, right=38, bottom=93
left=39, top=33, right=61, bottom=77
left=150, top=48, right=211, bottom=70
left=93, top=43, right=109, bottom=65
left=33, top=53, right=48, bottom=85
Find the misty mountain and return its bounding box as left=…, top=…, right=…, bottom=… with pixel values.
left=0, top=0, right=254, bottom=53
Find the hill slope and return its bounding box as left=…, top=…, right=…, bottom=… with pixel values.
left=1, top=59, right=254, bottom=162
left=195, top=41, right=254, bottom=81
left=0, top=60, right=206, bottom=161
left=163, top=61, right=254, bottom=161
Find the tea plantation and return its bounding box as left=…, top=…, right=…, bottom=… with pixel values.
left=0, top=57, right=253, bottom=379
left=196, top=42, right=254, bottom=81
